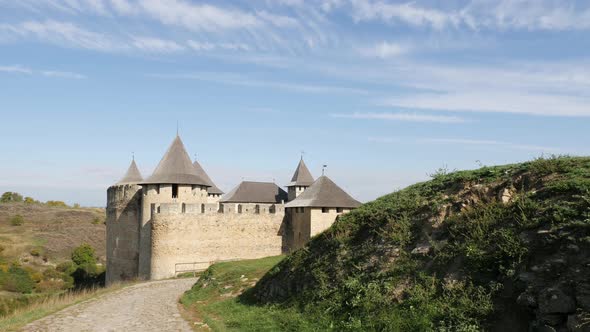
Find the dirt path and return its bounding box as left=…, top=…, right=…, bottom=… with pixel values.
left=21, top=278, right=197, bottom=332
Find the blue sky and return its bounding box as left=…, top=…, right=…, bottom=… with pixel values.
left=0, top=0, right=589, bottom=207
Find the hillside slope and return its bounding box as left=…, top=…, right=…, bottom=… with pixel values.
left=0, top=203, right=106, bottom=264
left=251, top=157, right=590, bottom=331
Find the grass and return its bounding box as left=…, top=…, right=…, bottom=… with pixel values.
left=181, top=256, right=323, bottom=331
left=0, top=282, right=130, bottom=331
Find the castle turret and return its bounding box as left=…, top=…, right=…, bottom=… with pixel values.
left=193, top=159, right=224, bottom=203
left=285, top=175, right=360, bottom=250
left=137, top=135, right=210, bottom=279
left=106, top=158, right=143, bottom=285
left=286, top=158, right=314, bottom=201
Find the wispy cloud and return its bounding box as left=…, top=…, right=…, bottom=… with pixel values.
left=41, top=70, right=86, bottom=79
left=148, top=72, right=369, bottom=95
left=368, top=136, right=559, bottom=152
left=349, top=0, right=590, bottom=31
left=332, top=111, right=467, bottom=123
left=0, top=65, right=33, bottom=74
left=0, top=64, right=85, bottom=79
left=132, top=37, right=185, bottom=53
left=187, top=40, right=251, bottom=52
left=359, top=41, right=409, bottom=58
left=0, top=20, right=125, bottom=52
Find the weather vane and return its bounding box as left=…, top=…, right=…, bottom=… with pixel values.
left=322, top=164, right=327, bottom=175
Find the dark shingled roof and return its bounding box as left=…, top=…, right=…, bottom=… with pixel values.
left=141, top=136, right=210, bottom=186
left=285, top=175, right=361, bottom=208
left=220, top=181, right=288, bottom=204
left=193, top=160, right=224, bottom=195
left=288, top=158, right=314, bottom=187
left=116, top=159, right=143, bottom=185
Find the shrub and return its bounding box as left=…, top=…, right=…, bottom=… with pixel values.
left=10, top=215, right=24, bottom=226
left=45, top=201, right=68, bottom=208
left=0, top=192, right=23, bottom=203
left=91, top=217, right=102, bottom=225
left=73, top=203, right=80, bottom=208
left=0, top=245, right=4, bottom=255
left=0, top=265, right=35, bottom=294
left=71, top=244, right=96, bottom=266
left=24, top=196, right=38, bottom=204
left=56, top=261, right=76, bottom=274
left=30, top=249, right=40, bottom=257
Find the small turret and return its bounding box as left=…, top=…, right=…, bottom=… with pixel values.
left=116, top=159, right=143, bottom=185
left=286, top=157, right=314, bottom=201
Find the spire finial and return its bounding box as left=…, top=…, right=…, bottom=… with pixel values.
left=194, top=153, right=197, bottom=161
left=176, top=120, right=179, bottom=136
left=300, top=150, right=305, bottom=160
left=322, top=164, right=327, bottom=176
left=132, top=152, right=135, bottom=161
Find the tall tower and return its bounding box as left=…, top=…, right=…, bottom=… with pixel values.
left=137, top=135, right=210, bottom=279
left=287, top=157, right=314, bottom=201
left=106, top=158, right=143, bottom=285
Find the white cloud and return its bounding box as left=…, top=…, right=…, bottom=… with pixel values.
left=187, top=40, right=251, bottom=52
left=0, top=65, right=33, bottom=74
left=350, top=0, right=458, bottom=30
left=380, top=91, right=590, bottom=117
left=148, top=72, right=369, bottom=95
left=332, top=111, right=467, bottom=123
left=348, top=0, right=590, bottom=31
left=360, top=41, right=409, bottom=58
left=256, top=10, right=299, bottom=28
left=0, top=64, right=86, bottom=78
left=138, top=0, right=262, bottom=31
left=41, top=70, right=86, bottom=79
left=368, top=136, right=558, bottom=152
left=0, top=20, right=125, bottom=52
left=132, top=37, right=184, bottom=53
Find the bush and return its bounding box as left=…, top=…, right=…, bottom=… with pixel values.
left=0, top=265, right=35, bottom=294
left=73, top=203, right=80, bottom=208
left=0, top=192, right=23, bottom=203
left=10, top=215, right=24, bottom=226
left=30, top=249, right=40, bottom=257
left=91, top=217, right=102, bottom=225
left=24, top=196, right=38, bottom=204
left=71, top=244, right=96, bottom=266
left=45, top=201, right=68, bottom=208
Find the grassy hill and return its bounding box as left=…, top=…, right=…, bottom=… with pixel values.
left=183, top=156, right=590, bottom=331
left=0, top=203, right=105, bottom=264
left=0, top=201, right=106, bottom=317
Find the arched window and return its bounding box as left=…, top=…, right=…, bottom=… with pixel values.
left=254, top=204, right=260, bottom=214
left=182, top=203, right=186, bottom=213
left=269, top=204, right=276, bottom=214
left=201, top=203, right=205, bottom=214
left=237, top=204, right=242, bottom=214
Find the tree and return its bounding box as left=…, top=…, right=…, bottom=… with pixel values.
left=1, top=192, right=23, bottom=203
left=24, top=197, right=37, bottom=204
left=71, top=243, right=96, bottom=266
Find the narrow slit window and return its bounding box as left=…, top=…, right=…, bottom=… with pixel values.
left=172, top=184, right=178, bottom=198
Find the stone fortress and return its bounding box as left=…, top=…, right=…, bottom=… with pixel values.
left=106, top=135, right=360, bottom=284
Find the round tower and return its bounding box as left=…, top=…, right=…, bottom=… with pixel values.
left=106, top=158, right=143, bottom=285
left=137, top=135, right=211, bottom=279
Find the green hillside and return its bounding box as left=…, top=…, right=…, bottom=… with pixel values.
left=245, top=156, right=590, bottom=331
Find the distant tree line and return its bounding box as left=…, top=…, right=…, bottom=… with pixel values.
left=0, top=191, right=78, bottom=208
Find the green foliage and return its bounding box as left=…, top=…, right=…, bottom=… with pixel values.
left=0, top=192, right=23, bottom=203
left=91, top=217, right=102, bottom=225
left=29, top=249, right=40, bottom=257
left=0, top=265, right=35, bottom=294
left=23, top=197, right=39, bottom=204
left=10, top=215, right=24, bottom=226
left=71, top=244, right=96, bottom=266
left=45, top=201, right=68, bottom=208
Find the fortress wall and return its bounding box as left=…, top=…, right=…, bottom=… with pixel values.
left=149, top=210, right=286, bottom=280
left=106, top=184, right=142, bottom=285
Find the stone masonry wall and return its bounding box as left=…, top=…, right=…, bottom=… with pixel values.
left=149, top=206, right=287, bottom=280
left=106, top=184, right=142, bottom=285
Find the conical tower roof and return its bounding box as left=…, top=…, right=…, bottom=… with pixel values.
left=141, top=136, right=209, bottom=186
left=285, top=175, right=361, bottom=208
left=193, top=160, right=224, bottom=195
left=288, top=158, right=314, bottom=187
left=220, top=181, right=288, bottom=204
left=116, top=159, right=143, bottom=185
